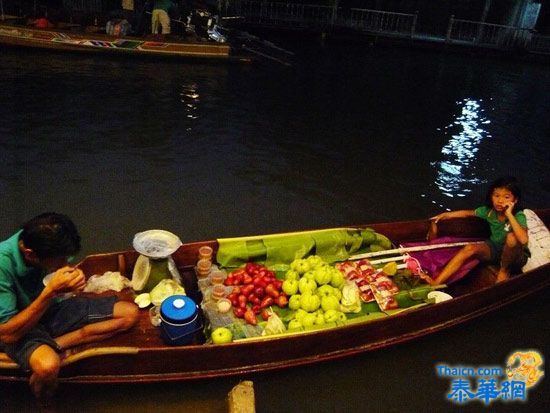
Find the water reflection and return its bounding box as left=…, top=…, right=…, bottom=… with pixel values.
left=432, top=98, right=491, bottom=205
left=180, top=82, right=200, bottom=122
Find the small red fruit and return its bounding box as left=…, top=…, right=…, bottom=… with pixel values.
left=244, top=309, right=257, bottom=325
left=252, top=304, right=261, bottom=315
left=275, top=295, right=288, bottom=308
left=261, top=309, right=271, bottom=321
left=233, top=307, right=245, bottom=318
left=245, top=262, right=258, bottom=274
left=254, top=287, right=265, bottom=298
left=260, top=296, right=274, bottom=308
left=238, top=294, right=248, bottom=308
left=241, top=284, right=255, bottom=296
left=265, top=284, right=280, bottom=299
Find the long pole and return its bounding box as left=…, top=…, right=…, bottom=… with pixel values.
left=350, top=241, right=483, bottom=261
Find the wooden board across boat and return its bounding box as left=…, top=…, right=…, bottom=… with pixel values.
left=0, top=23, right=251, bottom=62
left=0, top=210, right=548, bottom=384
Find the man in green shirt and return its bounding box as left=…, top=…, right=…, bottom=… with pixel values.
left=0, top=213, right=138, bottom=400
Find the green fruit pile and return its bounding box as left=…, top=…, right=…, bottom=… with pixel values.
left=283, top=255, right=348, bottom=330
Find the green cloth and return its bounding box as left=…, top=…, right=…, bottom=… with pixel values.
left=0, top=231, right=45, bottom=323
left=217, top=228, right=367, bottom=269
left=474, top=206, right=527, bottom=246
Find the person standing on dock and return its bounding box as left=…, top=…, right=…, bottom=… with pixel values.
left=0, top=213, right=139, bottom=401
left=121, top=0, right=135, bottom=29
left=152, top=0, right=175, bottom=36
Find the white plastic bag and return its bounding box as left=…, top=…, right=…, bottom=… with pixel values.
left=149, top=279, right=186, bottom=306
left=261, top=309, right=286, bottom=336
left=83, top=271, right=132, bottom=293
left=339, top=280, right=362, bottom=313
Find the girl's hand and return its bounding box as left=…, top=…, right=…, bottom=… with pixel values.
left=504, top=200, right=517, bottom=217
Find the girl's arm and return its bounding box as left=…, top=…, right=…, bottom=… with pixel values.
left=505, top=203, right=529, bottom=245
left=430, top=210, right=476, bottom=223
left=427, top=210, right=476, bottom=240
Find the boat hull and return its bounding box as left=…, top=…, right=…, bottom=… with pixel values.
left=0, top=210, right=548, bottom=383
left=0, top=24, right=249, bottom=62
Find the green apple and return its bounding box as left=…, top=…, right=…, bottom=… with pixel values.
left=300, top=291, right=321, bottom=312
left=306, top=255, right=324, bottom=269
left=211, top=327, right=233, bottom=344
left=330, top=269, right=345, bottom=289
left=288, top=294, right=301, bottom=310
left=314, top=266, right=332, bottom=285
left=301, top=313, right=316, bottom=328
left=287, top=319, right=303, bottom=330
left=298, top=277, right=317, bottom=294
left=293, top=308, right=308, bottom=321
left=316, top=285, right=334, bottom=298
left=291, top=259, right=311, bottom=275
left=303, top=270, right=316, bottom=281
left=285, top=269, right=300, bottom=281
left=324, top=309, right=339, bottom=323
left=337, top=311, right=347, bottom=323
left=282, top=279, right=299, bottom=296
left=321, top=295, right=340, bottom=312
left=315, top=312, right=325, bottom=325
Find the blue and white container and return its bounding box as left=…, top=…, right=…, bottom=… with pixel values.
left=159, top=295, right=202, bottom=345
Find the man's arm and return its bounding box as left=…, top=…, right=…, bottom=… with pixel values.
left=0, top=267, right=85, bottom=343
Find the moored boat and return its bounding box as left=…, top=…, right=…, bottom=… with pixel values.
left=0, top=210, right=548, bottom=384
left=0, top=22, right=251, bottom=62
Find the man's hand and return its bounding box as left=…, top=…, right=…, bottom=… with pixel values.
left=46, top=266, right=86, bottom=296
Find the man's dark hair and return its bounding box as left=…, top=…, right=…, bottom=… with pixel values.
left=20, top=213, right=81, bottom=259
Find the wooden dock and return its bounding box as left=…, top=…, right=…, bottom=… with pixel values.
left=221, top=0, right=550, bottom=56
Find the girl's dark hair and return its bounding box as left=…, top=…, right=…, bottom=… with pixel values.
left=20, top=212, right=81, bottom=259
left=485, top=176, right=523, bottom=213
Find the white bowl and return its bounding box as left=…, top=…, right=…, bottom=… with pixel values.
left=132, top=230, right=182, bottom=258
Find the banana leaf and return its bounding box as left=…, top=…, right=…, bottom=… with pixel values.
left=217, top=228, right=368, bottom=268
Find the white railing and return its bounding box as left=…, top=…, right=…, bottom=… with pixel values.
left=446, top=17, right=530, bottom=49
left=226, top=1, right=417, bottom=34
left=229, top=1, right=336, bottom=27
left=528, top=33, right=550, bottom=54
left=348, top=8, right=416, bottom=37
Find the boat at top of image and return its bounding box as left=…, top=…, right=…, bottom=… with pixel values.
left=0, top=20, right=252, bottom=62
left=0, top=209, right=548, bottom=384
left=0, top=7, right=295, bottom=65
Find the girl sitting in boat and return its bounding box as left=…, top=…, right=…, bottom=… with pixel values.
left=423, top=176, right=529, bottom=285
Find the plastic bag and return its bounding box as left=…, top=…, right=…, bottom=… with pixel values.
left=149, top=279, right=186, bottom=306
left=83, top=271, right=131, bottom=293
left=339, top=281, right=362, bottom=313
left=261, top=309, right=286, bottom=336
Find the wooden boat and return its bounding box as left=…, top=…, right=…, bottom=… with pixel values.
left=0, top=22, right=251, bottom=62
left=0, top=210, right=548, bottom=384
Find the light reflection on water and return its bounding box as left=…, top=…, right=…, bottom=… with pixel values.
left=1, top=44, right=550, bottom=412
left=432, top=98, right=490, bottom=205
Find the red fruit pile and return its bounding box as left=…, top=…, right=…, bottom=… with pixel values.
left=225, top=262, right=288, bottom=325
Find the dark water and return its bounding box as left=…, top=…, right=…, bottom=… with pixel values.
left=0, top=41, right=549, bottom=412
